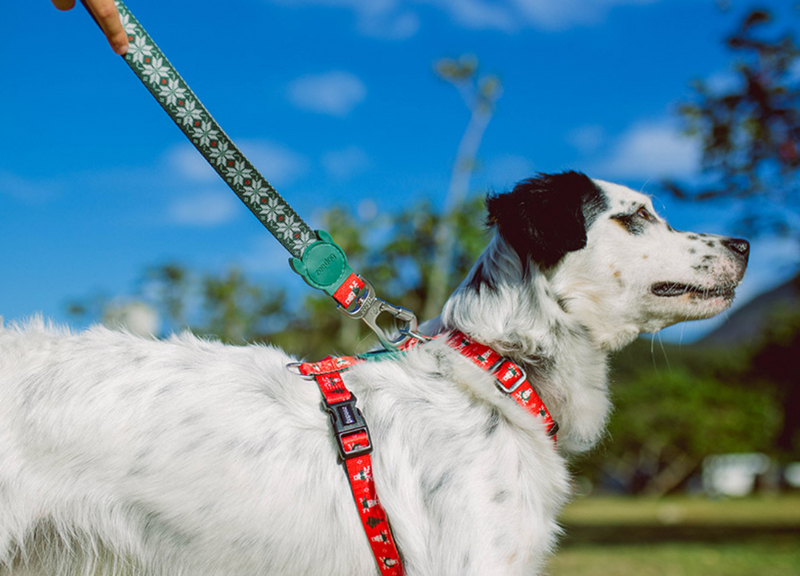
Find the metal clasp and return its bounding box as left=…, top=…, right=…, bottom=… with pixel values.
left=339, top=279, right=419, bottom=351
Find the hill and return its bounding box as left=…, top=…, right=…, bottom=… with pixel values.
left=701, top=273, right=800, bottom=346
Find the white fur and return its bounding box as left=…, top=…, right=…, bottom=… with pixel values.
left=0, top=178, right=747, bottom=575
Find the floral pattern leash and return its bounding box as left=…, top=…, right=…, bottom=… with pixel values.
left=110, top=0, right=314, bottom=258
left=87, top=0, right=419, bottom=349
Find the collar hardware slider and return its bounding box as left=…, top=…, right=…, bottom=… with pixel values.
left=489, top=357, right=527, bottom=394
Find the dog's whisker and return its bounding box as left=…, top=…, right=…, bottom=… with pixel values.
left=656, top=331, right=672, bottom=373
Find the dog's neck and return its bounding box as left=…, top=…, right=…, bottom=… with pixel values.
left=431, top=235, right=613, bottom=454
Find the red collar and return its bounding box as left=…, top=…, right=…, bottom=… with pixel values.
left=443, top=331, right=559, bottom=441
left=300, top=331, right=559, bottom=442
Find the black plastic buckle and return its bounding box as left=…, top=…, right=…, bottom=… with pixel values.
left=324, top=394, right=373, bottom=461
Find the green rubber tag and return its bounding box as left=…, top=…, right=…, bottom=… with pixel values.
left=290, top=230, right=355, bottom=297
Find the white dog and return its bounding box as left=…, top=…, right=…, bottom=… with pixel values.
left=0, top=172, right=749, bottom=576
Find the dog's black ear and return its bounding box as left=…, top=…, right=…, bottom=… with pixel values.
left=486, top=171, right=606, bottom=268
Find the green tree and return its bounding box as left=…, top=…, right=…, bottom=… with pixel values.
left=576, top=338, right=783, bottom=496
left=749, top=301, right=800, bottom=460
left=424, top=55, right=502, bottom=321
left=667, top=8, right=800, bottom=237
left=200, top=268, right=288, bottom=344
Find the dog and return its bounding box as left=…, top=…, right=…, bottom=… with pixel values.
left=0, top=171, right=749, bottom=575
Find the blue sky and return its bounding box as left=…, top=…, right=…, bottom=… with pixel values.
left=2, top=0, right=798, bottom=341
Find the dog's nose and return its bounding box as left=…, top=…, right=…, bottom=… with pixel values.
left=722, top=237, right=750, bottom=263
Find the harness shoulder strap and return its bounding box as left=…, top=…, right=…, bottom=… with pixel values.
left=298, top=358, right=404, bottom=575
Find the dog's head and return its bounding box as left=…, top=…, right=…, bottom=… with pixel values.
left=483, top=171, right=749, bottom=349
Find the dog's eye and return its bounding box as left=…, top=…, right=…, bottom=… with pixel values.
left=636, top=207, right=655, bottom=222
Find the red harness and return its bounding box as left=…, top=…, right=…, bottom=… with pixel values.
left=295, top=331, right=557, bottom=576
left=297, top=355, right=403, bottom=575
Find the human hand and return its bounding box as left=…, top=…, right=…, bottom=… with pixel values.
left=51, top=0, right=129, bottom=55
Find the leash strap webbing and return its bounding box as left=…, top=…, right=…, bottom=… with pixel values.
left=92, top=0, right=421, bottom=343
left=110, top=0, right=315, bottom=259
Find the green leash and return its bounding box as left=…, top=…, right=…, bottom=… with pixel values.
left=84, top=0, right=418, bottom=349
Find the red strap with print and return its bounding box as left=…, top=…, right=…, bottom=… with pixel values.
left=298, top=358, right=404, bottom=575
left=445, top=331, right=558, bottom=440
left=332, top=273, right=366, bottom=308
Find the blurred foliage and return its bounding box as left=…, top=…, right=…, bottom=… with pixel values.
left=667, top=7, right=800, bottom=238
left=577, top=338, right=784, bottom=496
left=269, top=195, right=489, bottom=356
left=749, top=302, right=800, bottom=457
left=67, top=37, right=800, bottom=497
left=575, top=302, right=800, bottom=495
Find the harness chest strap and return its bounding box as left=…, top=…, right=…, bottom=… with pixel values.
left=298, top=358, right=404, bottom=576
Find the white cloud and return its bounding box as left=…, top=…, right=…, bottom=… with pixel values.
left=367, top=11, right=420, bottom=39
left=567, top=125, right=606, bottom=155
left=287, top=71, right=367, bottom=116
left=264, top=0, right=661, bottom=36
left=431, top=0, right=516, bottom=31
left=168, top=190, right=241, bottom=227
left=506, top=0, right=659, bottom=30
left=322, top=146, right=370, bottom=180
left=237, top=139, right=310, bottom=187
left=160, top=140, right=307, bottom=227
left=165, top=144, right=217, bottom=182
left=591, top=120, right=701, bottom=180
left=0, top=170, right=64, bottom=203
left=267, top=0, right=419, bottom=39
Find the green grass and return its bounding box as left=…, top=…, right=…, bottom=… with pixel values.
left=547, top=496, right=800, bottom=576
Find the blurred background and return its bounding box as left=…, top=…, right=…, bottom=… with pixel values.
left=2, top=0, right=799, bottom=573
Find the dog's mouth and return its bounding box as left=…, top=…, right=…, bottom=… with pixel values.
left=651, top=282, right=736, bottom=300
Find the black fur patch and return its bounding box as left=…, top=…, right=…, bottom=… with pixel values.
left=486, top=171, right=608, bottom=268
left=465, top=261, right=494, bottom=293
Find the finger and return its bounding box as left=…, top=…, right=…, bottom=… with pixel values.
left=51, top=0, right=77, bottom=11
left=83, top=0, right=129, bottom=55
